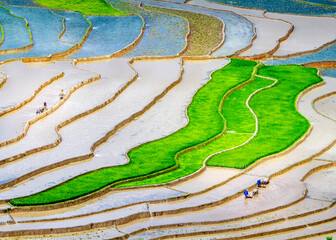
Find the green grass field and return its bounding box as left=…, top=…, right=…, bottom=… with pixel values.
left=34, top=0, right=129, bottom=16
left=9, top=61, right=323, bottom=206
left=207, top=65, right=323, bottom=168
left=118, top=77, right=272, bottom=188
left=10, top=59, right=259, bottom=206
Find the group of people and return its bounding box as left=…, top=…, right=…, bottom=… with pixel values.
left=244, top=177, right=270, bottom=198
left=36, top=90, right=65, bottom=115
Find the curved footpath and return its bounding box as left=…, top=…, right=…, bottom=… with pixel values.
left=313, top=90, right=336, bottom=123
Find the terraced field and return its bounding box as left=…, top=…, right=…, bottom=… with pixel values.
left=0, top=0, right=335, bottom=238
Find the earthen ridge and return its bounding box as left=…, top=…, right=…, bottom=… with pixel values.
left=12, top=159, right=336, bottom=238
left=241, top=80, right=325, bottom=175
left=5, top=161, right=335, bottom=239
left=118, top=160, right=336, bottom=239
left=200, top=0, right=336, bottom=17
left=5, top=58, right=185, bottom=211
left=49, top=9, right=71, bottom=44
left=6, top=59, right=249, bottom=212
left=232, top=22, right=257, bottom=56
left=0, top=73, right=101, bottom=166
left=312, top=90, right=336, bottom=122
left=236, top=11, right=295, bottom=60
left=271, top=32, right=336, bottom=60
left=207, top=17, right=225, bottom=55
left=303, top=61, right=336, bottom=68
left=0, top=18, right=4, bottom=48
left=0, top=60, right=324, bottom=214
left=0, top=71, right=7, bottom=90
left=50, top=15, right=93, bottom=59
left=187, top=0, right=335, bottom=60
left=142, top=2, right=225, bottom=57
left=138, top=2, right=192, bottom=57
left=0, top=72, right=64, bottom=119
left=131, top=0, right=256, bottom=58
left=2, top=78, right=333, bottom=238
left=164, top=62, right=264, bottom=187
left=0, top=72, right=65, bottom=147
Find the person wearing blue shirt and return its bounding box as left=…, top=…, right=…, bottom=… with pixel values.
left=244, top=189, right=252, bottom=198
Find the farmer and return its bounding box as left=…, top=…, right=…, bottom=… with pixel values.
left=244, top=189, right=252, bottom=198
left=257, top=179, right=266, bottom=188
left=59, top=89, right=65, bottom=100
left=262, top=177, right=270, bottom=185
left=252, top=187, right=259, bottom=195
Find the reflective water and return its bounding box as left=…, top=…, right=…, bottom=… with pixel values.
left=0, top=6, right=73, bottom=61
left=265, top=42, right=336, bottom=65
left=54, top=11, right=90, bottom=44
left=0, top=6, right=31, bottom=50
left=68, top=15, right=142, bottom=59
left=305, top=167, right=336, bottom=201
left=0, top=0, right=38, bottom=7
left=207, top=0, right=335, bottom=16
left=131, top=0, right=254, bottom=56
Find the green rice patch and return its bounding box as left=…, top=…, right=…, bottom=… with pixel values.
left=118, top=76, right=273, bottom=187
left=10, top=59, right=258, bottom=206
left=118, top=133, right=252, bottom=187
left=207, top=65, right=323, bottom=168
left=34, top=0, right=129, bottom=16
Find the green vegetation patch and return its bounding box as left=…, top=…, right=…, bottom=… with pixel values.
left=119, top=77, right=273, bottom=188
left=145, top=6, right=223, bottom=56
left=10, top=59, right=258, bottom=206
left=34, top=0, right=129, bottom=16
left=207, top=65, right=323, bottom=168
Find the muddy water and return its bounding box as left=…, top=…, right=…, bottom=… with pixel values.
left=305, top=166, right=336, bottom=201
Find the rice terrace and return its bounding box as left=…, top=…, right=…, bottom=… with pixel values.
left=0, top=0, right=335, bottom=238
